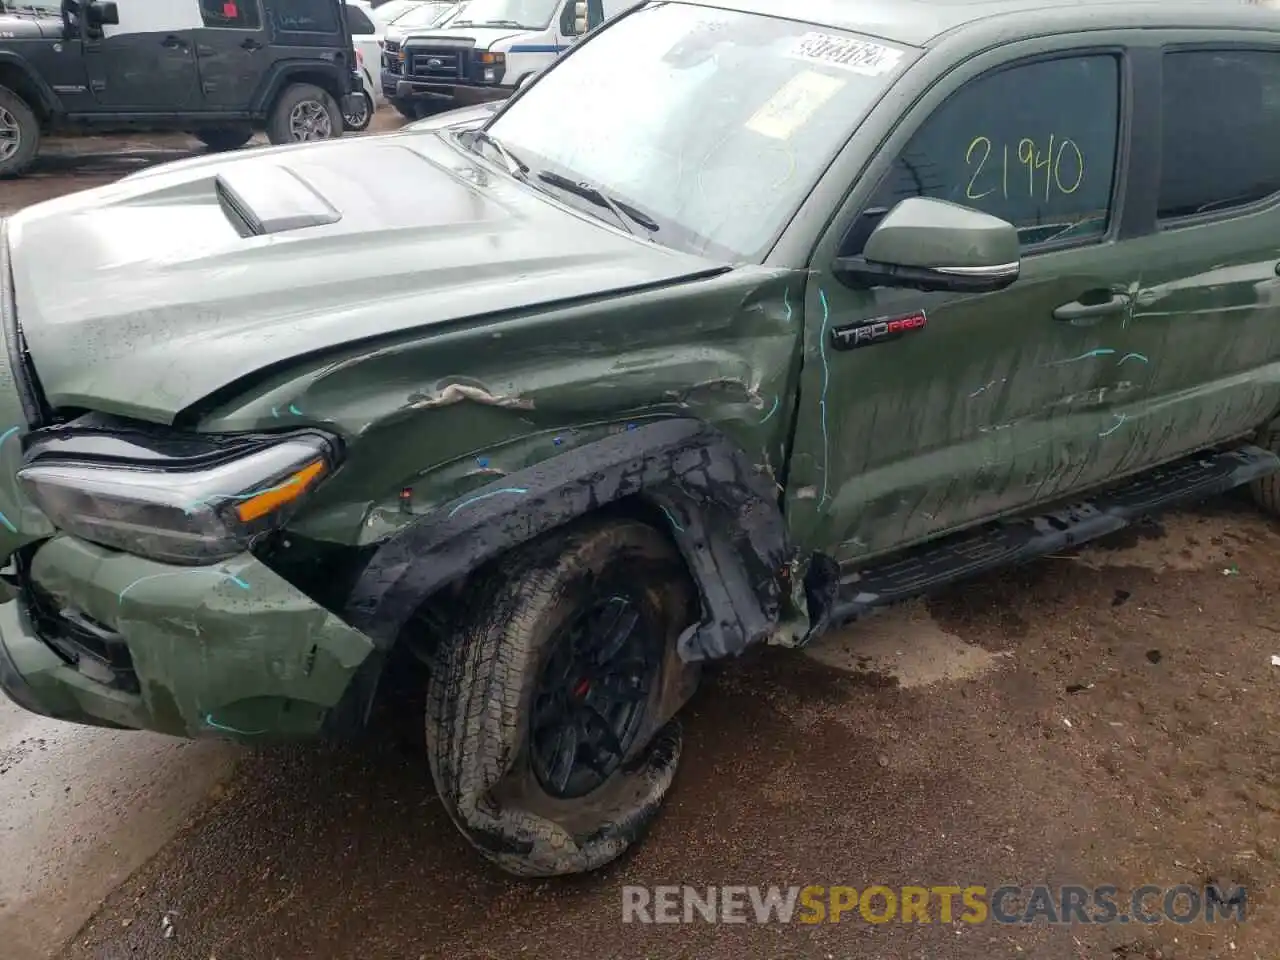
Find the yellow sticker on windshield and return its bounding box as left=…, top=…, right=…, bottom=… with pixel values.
left=745, top=70, right=846, bottom=141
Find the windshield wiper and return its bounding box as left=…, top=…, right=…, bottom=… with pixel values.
left=451, top=18, right=474, bottom=25
left=535, top=170, right=660, bottom=236
left=478, top=18, right=524, bottom=26
left=468, top=129, right=529, bottom=179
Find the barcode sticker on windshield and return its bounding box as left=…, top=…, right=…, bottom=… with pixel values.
left=787, top=32, right=905, bottom=76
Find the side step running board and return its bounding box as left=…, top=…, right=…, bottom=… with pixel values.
left=820, top=443, right=1280, bottom=632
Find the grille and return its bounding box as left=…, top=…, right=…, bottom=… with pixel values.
left=17, top=551, right=139, bottom=694
left=382, top=38, right=401, bottom=71
left=408, top=49, right=462, bottom=80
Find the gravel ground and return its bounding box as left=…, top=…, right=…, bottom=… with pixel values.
left=4, top=118, right=1279, bottom=960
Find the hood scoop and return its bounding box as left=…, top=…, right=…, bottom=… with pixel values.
left=214, top=164, right=341, bottom=237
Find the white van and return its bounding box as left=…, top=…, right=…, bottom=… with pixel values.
left=383, top=0, right=629, bottom=117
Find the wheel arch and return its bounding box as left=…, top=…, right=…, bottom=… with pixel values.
left=252, top=60, right=350, bottom=115
left=343, top=417, right=794, bottom=663
left=0, top=53, right=60, bottom=121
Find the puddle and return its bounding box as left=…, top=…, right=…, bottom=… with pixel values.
left=803, top=599, right=1011, bottom=688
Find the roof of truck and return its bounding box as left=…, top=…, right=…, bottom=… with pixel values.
left=683, top=0, right=1280, bottom=48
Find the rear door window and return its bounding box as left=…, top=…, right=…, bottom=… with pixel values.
left=200, top=0, right=263, bottom=28
left=1158, top=49, right=1280, bottom=220
left=271, top=0, right=340, bottom=32
left=847, top=54, right=1122, bottom=253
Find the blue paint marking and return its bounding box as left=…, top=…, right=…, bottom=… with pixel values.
left=0, top=511, right=16, bottom=534
left=270, top=406, right=280, bottom=418
left=1049, top=348, right=1117, bottom=366
left=660, top=505, right=685, bottom=533
left=1099, top=413, right=1128, bottom=438
left=818, top=289, right=832, bottom=507
left=204, top=713, right=266, bottom=736
left=118, top=569, right=250, bottom=607
left=508, top=43, right=568, bottom=53
left=447, top=487, right=528, bottom=518
left=783, top=289, right=793, bottom=323
left=476, top=456, right=490, bottom=468
left=968, top=378, right=1007, bottom=399
left=760, top=395, right=780, bottom=424
left=553, top=436, right=563, bottom=446
left=1118, top=352, right=1149, bottom=366
left=288, top=404, right=302, bottom=416
left=0, top=426, right=19, bottom=448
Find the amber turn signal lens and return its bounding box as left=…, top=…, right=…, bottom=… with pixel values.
left=235, top=459, right=327, bottom=523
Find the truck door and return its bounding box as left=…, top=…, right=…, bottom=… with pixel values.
left=193, top=0, right=272, bottom=108
left=82, top=0, right=204, bottom=109
left=787, top=43, right=1139, bottom=565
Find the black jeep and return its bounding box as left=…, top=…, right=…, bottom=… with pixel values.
left=0, top=0, right=361, bottom=177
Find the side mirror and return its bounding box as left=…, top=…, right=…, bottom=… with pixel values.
left=85, top=0, right=119, bottom=27
left=833, top=196, right=1020, bottom=294
left=574, top=0, right=587, bottom=33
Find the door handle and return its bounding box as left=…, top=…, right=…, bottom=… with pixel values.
left=241, top=38, right=263, bottom=51
left=161, top=34, right=187, bottom=49
left=1052, top=293, right=1129, bottom=322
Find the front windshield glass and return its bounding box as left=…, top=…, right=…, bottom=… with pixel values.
left=393, top=1, right=454, bottom=26
left=452, top=0, right=560, bottom=29
left=432, top=1, right=465, bottom=25
left=376, top=0, right=422, bottom=22
left=486, top=2, right=910, bottom=261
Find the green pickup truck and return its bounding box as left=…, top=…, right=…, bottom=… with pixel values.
left=2, top=0, right=1280, bottom=878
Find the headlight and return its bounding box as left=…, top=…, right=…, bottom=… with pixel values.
left=18, top=434, right=336, bottom=566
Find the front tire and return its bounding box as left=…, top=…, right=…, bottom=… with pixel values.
left=266, top=83, right=343, bottom=145
left=194, top=125, right=253, bottom=152
left=1251, top=425, right=1280, bottom=515
left=426, top=518, right=697, bottom=877
left=0, top=86, right=40, bottom=178
left=343, top=90, right=374, bottom=132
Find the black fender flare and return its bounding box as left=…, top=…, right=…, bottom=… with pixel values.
left=344, top=418, right=792, bottom=662
left=0, top=52, right=60, bottom=114
left=252, top=60, right=351, bottom=115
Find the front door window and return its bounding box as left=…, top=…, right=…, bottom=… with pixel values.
left=845, top=55, right=1121, bottom=256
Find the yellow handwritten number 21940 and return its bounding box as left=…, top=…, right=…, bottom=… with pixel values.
left=964, top=135, right=1084, bottom=202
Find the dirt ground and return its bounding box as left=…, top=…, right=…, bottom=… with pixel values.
left=4, top=121, right=1280, bottom=960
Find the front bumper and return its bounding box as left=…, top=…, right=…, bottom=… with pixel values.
left=387, top=76, right=513, bottom=108
left=0, top=535, right=377, bottom=742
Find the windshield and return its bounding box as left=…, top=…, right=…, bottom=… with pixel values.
left=452, top=0, right=559, bottom=29
left=433, top=1, right=465, bottom=25
left=393, top=1, right=454, bottom=26
left=377, top=0, right=423, bottom=20
left=485, top=2, right=909, bottom=261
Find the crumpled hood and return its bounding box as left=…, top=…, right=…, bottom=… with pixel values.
left=4, top=130, right=721, bottom=424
